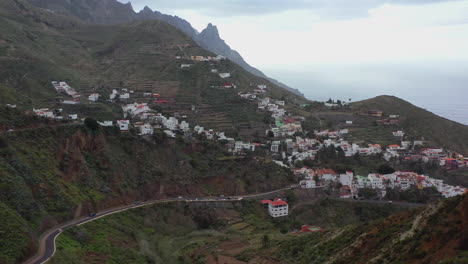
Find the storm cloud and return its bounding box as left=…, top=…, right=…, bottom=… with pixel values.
left=122, top=0, right=463, bottom=19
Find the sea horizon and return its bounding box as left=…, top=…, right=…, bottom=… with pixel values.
left=264, top=62, right=468, bottom=126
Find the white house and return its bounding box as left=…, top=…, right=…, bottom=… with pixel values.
left=180, top=64, right=192, bottom=69
left=300, top=179, right=316, bottom=189
left=165, top=117, right=179, bottom=130
left=271, top=141, right=281, bottom=152
left=339, top=171, right=354, bottom=186
left=179, top=121, right=190, bottom=132
left=117, top=120, right=130, bottom=132
left=219, top=73, right=231, bottom=78
left=137, top=123, right=154, bottom=135
left=68, top=114, right=78, bottom=120
left=368, top=174, right=384, bottom=189
left=346, top=121, right=353, bottom=125
left=211, top=69, right=218, bottom=73
left=98, top=121, right=113, bottom=127
left=120, top=93, right=130, bottom=100
left=33, top=108, right=55, bottom=118
left=88, top=93, right=100, bottom=102
left=262, top=199, right=289, bottom=218
left=275, top=101, right=285, bottom=106
left=393, top=131, right=405, bottom=137
left=401, top=141, right=412, bottom=149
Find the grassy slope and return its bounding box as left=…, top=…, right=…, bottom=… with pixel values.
left=49, top=199, right=410, bottom=264
left=353, top=95, right=468, bottom=155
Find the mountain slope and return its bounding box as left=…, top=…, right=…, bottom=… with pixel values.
left=353, top=95, right=468, bottom=155
left=25, top=0, right=303, bottom=96
left=272, top=194, right=468, bottom=264
left=1, top=0, right=302, bottom=136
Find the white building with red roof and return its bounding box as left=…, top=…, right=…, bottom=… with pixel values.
left=261, top=198, right=289, bottom=218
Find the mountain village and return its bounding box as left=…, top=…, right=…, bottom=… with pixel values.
left=4, top=55, right=465, bottom=219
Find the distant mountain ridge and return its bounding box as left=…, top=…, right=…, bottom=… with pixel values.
left=26, top=0, right=303, bottom=96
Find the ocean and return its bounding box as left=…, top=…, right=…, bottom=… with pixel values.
left=264, top=62, right=468, bottom=125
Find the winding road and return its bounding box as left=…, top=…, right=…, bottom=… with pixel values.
left=23, top=186, right=425, bottom=264
left=23, top=187, right=294, bottom=264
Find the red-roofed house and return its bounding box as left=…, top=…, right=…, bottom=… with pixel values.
left=300, top=225, right=323, bottom=233
left=316, top=169, right=337, bottom=181
left=261, top=198, right=289, bottom=218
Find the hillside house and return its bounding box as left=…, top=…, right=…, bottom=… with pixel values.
left=271, top=141, right=281, bottom=152
left=316, top=169, right=337, bottom=181
left=211, top=69, right=218, bottom=73
left=164, top=117, right=179, bottom=131
left=388, top=145, right=401, bottom=151
left=368, top=174, right=384, bottom=189
left=122, top=103, right=150, bottom=118
left=233, top=141, right=255, bottom=153
left=257, top=84, right=267, bottom=89
left=180, top=64, right=192, bottom=69
left=300, top=179, right=316, bottom=188
left=33, top=108, right=55, bottom=118
left=68, top=114, right=78, bottom=120
left=357, top=176, right=371, bottom=188
left=88, top=93, right=100, bottom=102
left=366, top=110, right=383, bottom=117
left=219, top=73, right=231, bottom=78
left=339, top=171, right=354, bottom=186
left=179, top=121, right=190, bottom=132
left=98, top=121, right=113, bottom=127
left=135, top=123, right=153, bottom=135
left=393, top=131, right=405, bottom=137
left=117, top=120, right=130, bottom=132
left=261, top=198, right=289, bottom=218
left=346, top=120, right=353, bottom=125
left=389, top=115, right=400, bottom=118
left=275, top=101, right=285, bottom=106
left=401, top=141, right=412, bottom=149
left=120, top=93, right=130, bottom=100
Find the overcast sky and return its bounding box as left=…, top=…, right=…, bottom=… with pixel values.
left=118, top=0, right=468, bottom=124
left=120, top=0, right=468, bottom=68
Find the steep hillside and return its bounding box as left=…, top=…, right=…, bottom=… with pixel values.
left=0, top=108, right=293, bottom=264
left=272, top=194, right=468, bottom=264
left=353, top=95, right=468, bottom=155
left=47, top=196, right=466, bottom=264
left=24, top=0, right=303, bottom=95
left=0, top=0, right=303, bottom=136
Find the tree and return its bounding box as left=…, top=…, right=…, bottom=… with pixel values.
left=327, top=98, right=333, bottom=104
left=359, top=188, right=377, bottom=199
left=267, top=130, right=275, bottom=138
left=84, top=117, right=99, bottom=131
left=153, top=129, right=167, bottom=143
left=285, top=190, right=298, bottom=206
left=377, top=164, right=395, bottom=175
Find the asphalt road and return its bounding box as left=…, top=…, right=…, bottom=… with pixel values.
left=23, top=187, right=293, bottom=264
